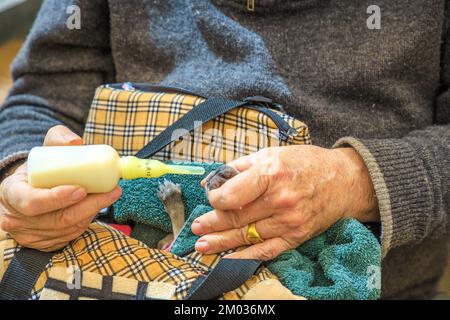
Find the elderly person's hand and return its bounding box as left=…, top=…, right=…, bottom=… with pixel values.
left=0, top=125, right=122, bottom=252
left=191, top=145, right=379, bottom=260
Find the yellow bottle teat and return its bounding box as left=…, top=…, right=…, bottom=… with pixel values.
left=120, top=156, right=205, bottom=180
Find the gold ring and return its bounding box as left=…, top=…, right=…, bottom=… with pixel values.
left=246, top=222, right=264, bottom=244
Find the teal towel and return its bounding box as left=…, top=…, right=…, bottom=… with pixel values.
left=265, top=218, right=381, bottom=300
left=170, top=205, right=210, bottom=256
left=131, top=224, right=168, bottom=249
left=114, top=162, right=221, bottom=231
left=113, top=162, right=381, bottom=300
left=130, top=205, right=206, bottom=255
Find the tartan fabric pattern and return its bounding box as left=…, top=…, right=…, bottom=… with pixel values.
left=0, top=84, right=309, bottom=300
left=0, top=222, right=276, bottom=300
left=83, top=85, right=311, bottom=160
left=39, top=267, right=177, bottom=300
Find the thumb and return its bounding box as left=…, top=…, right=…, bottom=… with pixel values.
left=43, top=125, right=83, bottom=146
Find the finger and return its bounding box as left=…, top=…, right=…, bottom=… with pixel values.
left=42, top=227, right=88, bottom=250
left=44, top=125, right=83, bottom=146
left=2, top=215, right=81, bottom=239
left=3, top=205, right=94, bottom=233
left=15, top=227, right=88, bottom=252
left=44, top=187, right=122, bottom=230
left=194, top=217, right=286, bottom=254
left=12, top=162, right=27, bottom=174
left=2, top=172, right=87, bottom=216
left=207, top=165, right=269, bottom=210
left=227, top=154, right=255, bottom=172
left=224, top=237, right=292, bottom=261
left=228, top=147, right=282, bottom=175
left=191, top=200, right=273, bottom=235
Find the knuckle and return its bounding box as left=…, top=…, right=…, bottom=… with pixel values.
left=0, top=178, right=6, bottom=198
left=301, top=183, right=316, bottom=200
left=48, top=188, right=66, bottom=209
left=47, top=125, right=65, bottom=136
left=275, top=212, right=289, bottom=224
left=302, top=228, right=315, bottom=242
left=0, top=198, right=8, bottom=215
left=278, top=214, right=300, bottom=228
left=218, top=185, right=237, bottom=204
left=270, top=166, right=288, bottom=182
left=41, top=244, right=63, bottom=252
left=0, top=218, right=12, bottom=232
left=74, top=221, right=85, bottom=229
left=63, top=229, right=83, bottom=244
left=75, top=219, right=90, bottom=230
left=273, top=192, right=298, bottom=209
left=16, top=236, right=35, bottom=248
left=0, top=216, right=20, bottom=232
left=283, top=236, right=299, bottom=249
left=203, top=214, right=217, bottom=232
left=255, top=173, right=270, bottom=193
left=257, top=245, right=277, bottom=261
left=0, top=176, right=13, bottom=204
left=20, top=198, right=39, bottom=216
left=227, top=211, right=242, bottom=229
left=93, top=196, right=110, bottom=211
left=214, top=235, right=228, bottom=250
left=239, top=227, right=251, bottom=245
left=56, top=208, right=76, bottom=228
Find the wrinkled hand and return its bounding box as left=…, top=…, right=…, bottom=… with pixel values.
left=192, top=145, right=379, bottom=260
left=0, top=125, right=122, bottom=252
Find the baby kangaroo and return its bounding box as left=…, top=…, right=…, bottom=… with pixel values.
left=157, top=180, right=185, bottom=250
left=156, top=165, right=240, bottom=250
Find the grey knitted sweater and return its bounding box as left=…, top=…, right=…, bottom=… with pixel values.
left=0, top=0, right=449, bottom=299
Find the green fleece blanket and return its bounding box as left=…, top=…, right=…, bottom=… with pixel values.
left=113, top=162, right=381, bottom=300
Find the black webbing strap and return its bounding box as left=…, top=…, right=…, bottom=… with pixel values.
left=0, top=247, right=56, bottom=300
left=136, top=97, right=263, bottom=299
left=135, top=98, right=247, bottom=159
left=186, top=258, right=262, bottom=300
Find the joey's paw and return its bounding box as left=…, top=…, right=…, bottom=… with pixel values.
left=204, top=165, right=240, bottom=193
left=157, top=179, right=182, bottom=203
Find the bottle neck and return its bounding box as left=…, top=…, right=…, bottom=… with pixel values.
left=120, top=156, right=206, bottom=180
left=120, top=156, right=169, bottom=179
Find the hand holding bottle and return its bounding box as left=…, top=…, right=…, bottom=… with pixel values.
left=27, top=144, right=205, bottom=193
left=0, top=125, right=122, bottom=252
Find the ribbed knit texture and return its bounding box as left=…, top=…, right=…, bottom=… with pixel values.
left=334, top=138, right=441, bottom=258
left=0, top=0, right=449, bottom=298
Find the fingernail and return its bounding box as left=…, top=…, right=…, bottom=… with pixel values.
left=110, top=188, right=122, bottom=201
left=64, top=133, right=80, bottom=143
left=195, top=239, right=209, bottom=253
left=71, top=188, right=86, bottom=201
left=191, top=220, right=204, bottom=235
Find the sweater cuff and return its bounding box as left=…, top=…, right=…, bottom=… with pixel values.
left=333, top=137, right=433, bottom=259
left=0, top=151, right=29, bottom=182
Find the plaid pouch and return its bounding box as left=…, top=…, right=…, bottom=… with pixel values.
left=0, top=82, right=310, bottom=300
left=1, top=223, right=303, bottom=300
left=83, top=83, right=311, bottom=162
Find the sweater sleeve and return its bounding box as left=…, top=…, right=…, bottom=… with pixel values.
left=334, top=7, right=450, bottom=259
left=0, top=0, right=114, bottom=179
left=334, top=128, right=449, bottom=259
